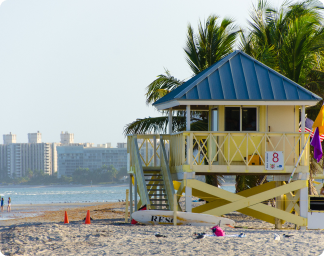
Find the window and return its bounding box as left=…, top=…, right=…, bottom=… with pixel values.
left=225, top=107, right=257, bottom=131
left=225, top=107, right=240, bottom=131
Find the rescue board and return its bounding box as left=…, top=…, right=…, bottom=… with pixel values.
left=131, top=210, right=235, bottom=226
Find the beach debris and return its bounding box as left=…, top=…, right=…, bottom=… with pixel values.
left=154, top=232, right=167, bottom=238
left=283, top=234, right=294, bottom=238
left=64, top=211, right=69, bottom=224
left=211, top=225, right=225, bottom=236
left=85, top=210, right=91, bottom=224
left=195, top=234, right=206, bottom=239
left=274, top=233, right=280, bottom=241
left=238, top=233, right=246, bottom=238
left=193, top=232, right=206, bottom=239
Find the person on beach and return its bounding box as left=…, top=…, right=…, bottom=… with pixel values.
left=1, top=197, right=3, bottom=212
left=7, top=197, right=11, bottom=212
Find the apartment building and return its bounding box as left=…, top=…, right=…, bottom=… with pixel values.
left=0, top=132, right=54, bottom=177
left=57, top=144, right=127, bottom=178
left=0, top=131, right=128, bottom=178
left=0, top=131, right=77, bottom=177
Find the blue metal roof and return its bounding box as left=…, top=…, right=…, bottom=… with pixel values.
left=153, top=50, right=322, bottom=107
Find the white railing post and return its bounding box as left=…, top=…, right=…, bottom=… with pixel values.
left=168, top=108, right=173, bottom=134
left=134, top=173, right=137, bottom=211
left=208, top=133, right=212, bottom=170
left=130, top=174, right=133, bottom=220
left=301, top=105, right=305, bottom=166
left=186, top=105, right=191, bottom=166
left=153, top=136, right=157, bottom=167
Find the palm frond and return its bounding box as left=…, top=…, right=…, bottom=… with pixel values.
left=184, top=15, right=238, bottom=75
left=145, top=69, right=183, bottom=105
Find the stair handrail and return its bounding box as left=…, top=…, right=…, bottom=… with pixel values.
left=132, top=136, right=151, bottom=209
left=160, top=135, right=175, bottom=210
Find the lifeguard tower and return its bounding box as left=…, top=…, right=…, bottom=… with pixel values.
left=127, top=50, right=322, bottom=229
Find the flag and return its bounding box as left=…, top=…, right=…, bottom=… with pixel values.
left=299, top=117, right=324, bottom=142
left=311, top=128, right=323, bottom=162
left=311, top=105, right=324, bottom=162
left=313, top=105, right=324, bottom=134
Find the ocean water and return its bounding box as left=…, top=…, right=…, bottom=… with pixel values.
left=0, top=184, right=235, bottom=205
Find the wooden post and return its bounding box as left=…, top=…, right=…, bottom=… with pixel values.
left=125, top=189, right=129, bottom=223
left=275, top=181, right=283, bottom=229
left=301, top=105, right=305, bottom=165
left=186, top=105, right=190, bottom=131
left=134, top=174, right=137, bottom=211
left=299, top=173, right=308, bottom=230
left=129, top=175, right=133, bottom=220
left=186, top=105, right=191, bottom=165
left=153, top=136, right=157, bottom=167
left=169, top=108, right=173, bottom=134
left=173, top=193, right=177, bottom=226
left=184, top=172, right=192, bottom=212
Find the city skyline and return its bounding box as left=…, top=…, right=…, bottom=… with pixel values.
left=1, top=131, right=124, bottom=147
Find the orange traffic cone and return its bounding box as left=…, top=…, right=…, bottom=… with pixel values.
left=85, top=210, right=91, bottom=224
left=64, top=211, right=69, bottom=224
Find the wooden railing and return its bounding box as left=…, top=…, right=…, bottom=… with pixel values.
left=160, top=135, right=175, bottom=210
left=128, top=132, right=309, bottom=174
left=169, top=131, right=309, bottom=173
left=127, top=135, right=170, bottom=168
left=129, top=136, right=150, bottom=208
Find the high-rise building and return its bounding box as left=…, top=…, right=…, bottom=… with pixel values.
left=28, top=132, right=42, bottom=143
left=3, top=132, right=16, bottom=145
left=57, top=145, right=127, bottom=178
left=0, top=132, right=54, bottom=177
left=117, top=142, right=127, bottom=148
left=0, top=131, right=127, bottom=179
left=60, top=131, right=74, bottom=144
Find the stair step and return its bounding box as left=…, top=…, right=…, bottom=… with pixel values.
left=146, top=184, right=164, bottom=187
left=149, top=194, right=166, bottom=196
left=143, top=170, right=161, bottom=172
left=146, top=179, right=164, bottom=181
left=144, top=174, right=162, bottom=176
left=148, top=189, right=165, bottom=191
left=151, top=204, right=169, bottom=207
left=150, top=199, right=167, bottom=201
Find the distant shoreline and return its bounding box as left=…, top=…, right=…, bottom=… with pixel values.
left=0, top=183, right=129, bottom=189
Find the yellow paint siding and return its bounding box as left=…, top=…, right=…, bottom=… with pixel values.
left=224, top=135, right=262, bottom=162
left=218, top=106, right=225, bottom=131
left=267, top=106, right=296, bottom=165
left=208, top=106, right=212, bottom=131
left=259, top=106, right=266, bottom=132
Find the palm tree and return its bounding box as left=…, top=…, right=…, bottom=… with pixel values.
left=240, top=0, right=324, bottom=85
left=124, top=15, right=238, bottom=135
left=238, top=0, right=324, bottom=192
left=124, top=15, right=238, bottom=187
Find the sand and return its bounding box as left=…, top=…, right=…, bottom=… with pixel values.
left=0, top=203, right=324, bottom=255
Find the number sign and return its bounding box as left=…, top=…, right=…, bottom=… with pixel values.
left=265, top=151, right=284, bottom=170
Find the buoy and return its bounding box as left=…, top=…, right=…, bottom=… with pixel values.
left=64, top=211, right=69, bottom=224
left=85, top=210, right=91, bottom=224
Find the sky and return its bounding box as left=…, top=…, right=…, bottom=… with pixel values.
left=0, top=0, right=318, bottom=146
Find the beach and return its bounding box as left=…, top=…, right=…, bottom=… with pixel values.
left=0, top=202, right=324, bottom=255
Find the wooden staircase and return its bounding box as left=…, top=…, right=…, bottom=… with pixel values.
left=144, top=168, right=170, bottom=210
left=129, top=135, right=175, bottom=211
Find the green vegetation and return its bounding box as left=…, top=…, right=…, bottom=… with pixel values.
left=124, top=0, right=324, bottom=191
left=0, top=166, right=128, bottom=185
